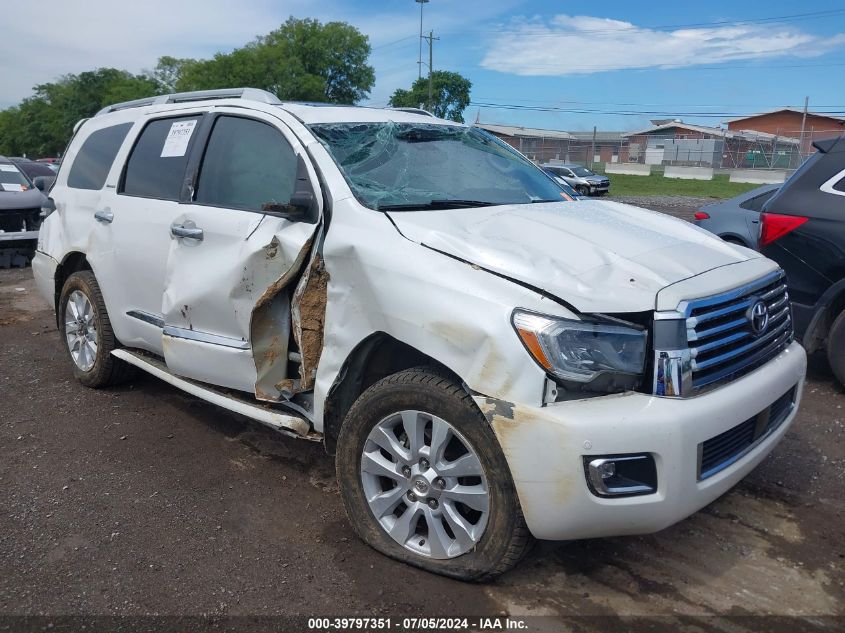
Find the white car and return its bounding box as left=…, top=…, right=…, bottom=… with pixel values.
left=33, top=88, right=806, bottom=581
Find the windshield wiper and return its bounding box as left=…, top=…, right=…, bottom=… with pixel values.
left=378, top=199, right=499, bottom=211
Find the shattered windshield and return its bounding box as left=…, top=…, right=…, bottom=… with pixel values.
left=309, top=122, right=567, bottom=210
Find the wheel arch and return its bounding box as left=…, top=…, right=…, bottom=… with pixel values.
left=322, top=332, right=463, bottom=455
left=803, top=278, right=845, bottom=353
left=718, top=233, right=750, bottom=247
left=53, top=251, right=92, bottom=325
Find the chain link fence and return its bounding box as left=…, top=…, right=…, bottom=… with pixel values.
left=492, top=127, right=844, bottom=171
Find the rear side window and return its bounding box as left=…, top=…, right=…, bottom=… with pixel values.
left=834, top=177, right=845, bottom=193
left=67, top=123, right=132, bottom=190
left=195, top=116, right=297, bottom=211
left=121, top=116, right=201, bottom=200
left=739, top=189, right=777, bottom=212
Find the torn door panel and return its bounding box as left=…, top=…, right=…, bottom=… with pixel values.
left=161, top=212, right=317, bottom=393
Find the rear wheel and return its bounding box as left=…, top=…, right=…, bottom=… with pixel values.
left=336, top=368, right=532, bottom=581
left=828, top=309, right=845, bottom=387
left=58, top=271, right=135, bottom=387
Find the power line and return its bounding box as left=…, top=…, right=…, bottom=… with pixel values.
left=469, top=101, right=845, bottom=118
left=452, top=60, right=845, bottom=73
left=472, top=97, right=845, bottom=109
left=459, top=8, right=845, bottom=37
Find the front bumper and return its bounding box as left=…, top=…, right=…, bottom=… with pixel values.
left=32, top=250, right=59, bottom=307
left=475, top=341, right=806, bottom=541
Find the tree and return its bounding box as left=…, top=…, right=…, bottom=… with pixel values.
left=0, top=17, right=375, bottom=157
left=150, top=56, right=196, bottom=94
left=388, top=71, right=472, bottom=122
left=174, top=17, right=375, bottom=103
left=0, top=69, right=158, bottom=157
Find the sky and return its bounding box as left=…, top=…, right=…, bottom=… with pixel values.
left=3, top=0, right=845, bottom=132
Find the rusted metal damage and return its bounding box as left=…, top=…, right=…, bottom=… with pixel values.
left=250, top=236, right=315, bottom=402
left=282, top=254, right=329, bottom=394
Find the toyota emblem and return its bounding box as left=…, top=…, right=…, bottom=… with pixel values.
left=748, top=299, right=769, bottom=335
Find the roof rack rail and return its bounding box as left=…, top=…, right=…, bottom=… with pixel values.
left=96, top=88, right=282, bottom=116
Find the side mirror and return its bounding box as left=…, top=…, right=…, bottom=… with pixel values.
left=33, top=176, right=55, bottom=192
left=260, top=155, right=319, bottom=224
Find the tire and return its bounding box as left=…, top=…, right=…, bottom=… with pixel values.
left=828, top=309, right=845, bottom=387
left=576, top=185, right=590, bottom=196
left=336, top=367, right=532, bottom=582
left=58, top=270, right=135, bottom=388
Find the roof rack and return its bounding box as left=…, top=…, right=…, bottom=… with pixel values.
left=95, top=88, right=282, bottom=116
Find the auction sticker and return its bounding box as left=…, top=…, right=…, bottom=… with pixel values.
left=160, top=120, right=197, bottom=158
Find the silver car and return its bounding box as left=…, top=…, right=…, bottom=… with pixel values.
left=542, top=164, right=610, bottom=196
left=694, top=184, right=779, bottom=249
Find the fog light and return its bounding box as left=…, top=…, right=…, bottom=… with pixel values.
left=585, top=454, right=657, bottom=498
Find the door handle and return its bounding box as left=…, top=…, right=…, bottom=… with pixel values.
left=94, top=210, right=113, bottom=223
left=170, top=222, right=204, bottom=241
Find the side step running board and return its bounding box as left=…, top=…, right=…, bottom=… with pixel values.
left=111, top=349, right=320, bottom=441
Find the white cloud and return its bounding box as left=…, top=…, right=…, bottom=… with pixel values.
left=480, top=14, right=845, bottom=76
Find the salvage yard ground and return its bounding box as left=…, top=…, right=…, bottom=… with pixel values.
left=1, top=227, right=843, bottom=626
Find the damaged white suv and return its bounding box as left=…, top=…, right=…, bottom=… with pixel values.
left=34, top=88, right=806, bottom=581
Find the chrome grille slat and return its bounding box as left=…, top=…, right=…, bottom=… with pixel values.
left=663, top=270, right=794, bottom=396
left=691, top=316, right=749, bottom=342
left=693, top=319, right=790, bottom=372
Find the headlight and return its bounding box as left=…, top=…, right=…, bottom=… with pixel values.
left=512, top=309, right=647, bottom=387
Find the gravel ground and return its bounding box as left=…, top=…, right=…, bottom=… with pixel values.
left=609, top=195, right=713, bottom=222
left=1, top=218, right=844, bottom=629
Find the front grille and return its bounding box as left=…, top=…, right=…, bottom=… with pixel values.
left=699, top=386, right=796, bottom=479
left=686, top=271, right=792, bottom=393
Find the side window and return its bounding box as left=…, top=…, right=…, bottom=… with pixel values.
left=195, top=116, right=297, bottom=211
left=740, top=190, right=777, bottom=212
left=67, top=123, right=132, bottom=190
left=121, top=115, right=201, bottom=200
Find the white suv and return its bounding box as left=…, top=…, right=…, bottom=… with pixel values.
left=33, top=88, right=806, bottom=580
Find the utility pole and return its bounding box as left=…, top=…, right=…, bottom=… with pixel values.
left=590, top=126, right=597, bottom=169
left=415, top=0, right=429, bottom=80
left=800, top=95, right=809, bottom=157
left=422, top=30, right=439, bottom=111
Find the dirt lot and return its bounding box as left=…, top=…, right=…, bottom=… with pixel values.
left=1, top=249, right=844, bottom=628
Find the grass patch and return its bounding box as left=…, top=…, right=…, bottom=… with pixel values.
left=598, top=172, right=759, bottom=199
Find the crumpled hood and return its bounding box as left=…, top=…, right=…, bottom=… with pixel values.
left=0, top=188, right=45, bottom=211
left=387, top=199, right=761, bottom=313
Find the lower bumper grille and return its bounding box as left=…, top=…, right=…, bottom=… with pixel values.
left=698, top=386, right=796, bottom=480
left=0, top=208, right=39, bottom=233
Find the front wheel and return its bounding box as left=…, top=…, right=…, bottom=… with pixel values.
left=336, top=368, right=532, bottom=581
left=576, top=185, right=590, bottom=196
left=58, top=270, right=135, bottom=387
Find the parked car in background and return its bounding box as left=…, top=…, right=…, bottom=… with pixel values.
left=542, top=163, right=610, bottom=196
left=34, top=88, right=805, bottom=580
left=9, top=157, right=59, bottom=181
left=0, top=156, right=46, bottom=266
left=760, top=136, right=845, bottom=386
left=541, top=168, right=581, bottom=200
left=694, top=184, right=779, bottom=248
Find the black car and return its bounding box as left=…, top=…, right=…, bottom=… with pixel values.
left=760, top=135, right=845, bottom=385
left=9, top=157, right=57, bottom=180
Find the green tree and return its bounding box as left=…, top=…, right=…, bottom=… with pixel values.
left=0, top=68, right=158, bottom=157
left=388, top=71, right=472, bottom=122
left=151, top=56, right=196, bottom=94
left=175, top=17, right=375, bottom=103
